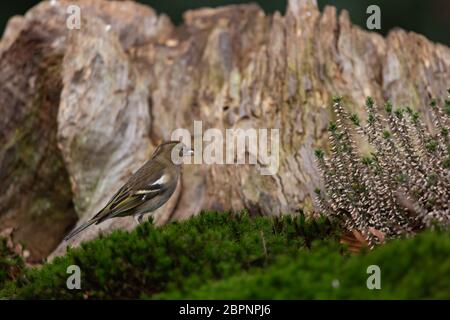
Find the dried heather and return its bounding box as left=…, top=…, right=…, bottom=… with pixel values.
left=315, top=90, right=450, bottom=247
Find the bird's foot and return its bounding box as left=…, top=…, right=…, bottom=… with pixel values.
left=134, top=214, right=145, bottom=225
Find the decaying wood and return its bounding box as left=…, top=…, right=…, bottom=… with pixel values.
left=0, top=0, right=448, bottom=260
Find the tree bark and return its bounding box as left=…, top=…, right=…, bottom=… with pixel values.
left=0, top=0, right=448, bottom=261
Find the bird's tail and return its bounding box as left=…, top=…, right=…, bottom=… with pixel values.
left=64, top=216, right=102, bottom=241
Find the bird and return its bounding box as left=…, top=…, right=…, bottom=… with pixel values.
left=64, top=141, right=193, bottom=241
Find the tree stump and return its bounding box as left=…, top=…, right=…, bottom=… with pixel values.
left=0, top=0, right=448, bottom=261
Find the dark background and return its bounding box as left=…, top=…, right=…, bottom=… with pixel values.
left=0, top=0, right=449, bottom=45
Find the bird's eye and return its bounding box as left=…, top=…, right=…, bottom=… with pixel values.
left=179, top=148, right=184, bottom=157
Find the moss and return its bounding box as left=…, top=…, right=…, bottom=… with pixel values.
left=2, top=211, right=448, bottom=299
left=0, top=237, right=25, bottom=287
left=0, top=211, right=337, bottom=299
left=155, top=229, right=450, bottom=299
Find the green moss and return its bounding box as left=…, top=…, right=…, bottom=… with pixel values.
left=0, top=237, right=25, bottom=287
left=0, top=211, right=337, bottom=299
left=155, top=229, right=450, bottom=299
left=1, top=212, right=448, bottom=299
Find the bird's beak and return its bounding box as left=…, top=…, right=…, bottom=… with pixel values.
left=186, top=149, right=194, bottom=156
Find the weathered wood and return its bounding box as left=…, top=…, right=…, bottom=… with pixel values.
left=0, top=0, right=448, bottom=260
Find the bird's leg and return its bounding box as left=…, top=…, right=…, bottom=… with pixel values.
left=134, top=214, right=144, bottom=225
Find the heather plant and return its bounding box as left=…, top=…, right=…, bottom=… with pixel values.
left=314, top=90, right=450, bottom=247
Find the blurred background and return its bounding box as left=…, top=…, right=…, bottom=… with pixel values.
left=0, top=0, right=449, bottom=45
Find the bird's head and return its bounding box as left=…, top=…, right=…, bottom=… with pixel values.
left=152, top=141, right=193, bottom=165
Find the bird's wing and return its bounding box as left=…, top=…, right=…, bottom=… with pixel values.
left=93, top=171, right=169, bottom=223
